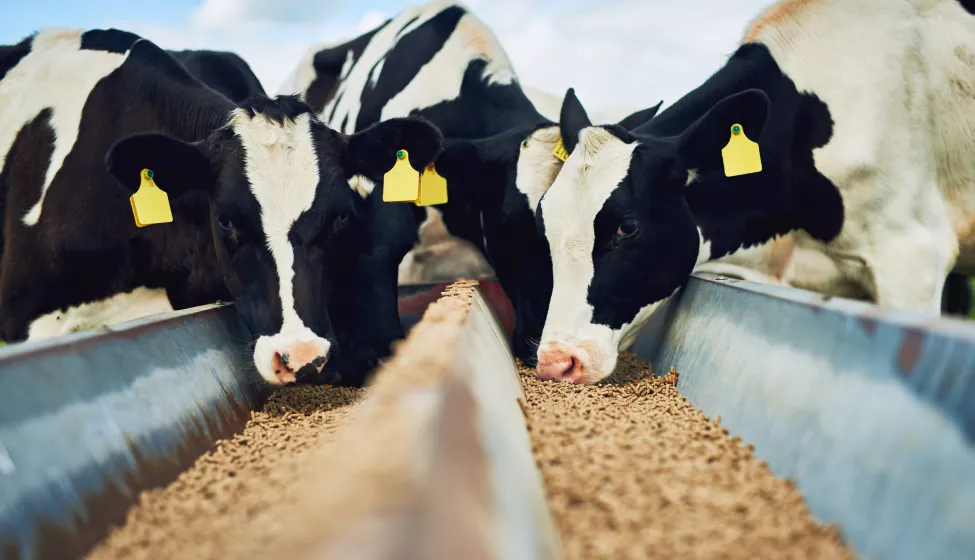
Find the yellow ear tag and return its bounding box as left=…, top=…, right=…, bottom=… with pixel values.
left=721, top=123, right=762, bottom=177
left=416, top=163, right=448, bottom=206
left=129, top=169, right=173, bottom=227
left=552, top=137, right=569, bottom=162
left=382, top=149, right=420, bottom=203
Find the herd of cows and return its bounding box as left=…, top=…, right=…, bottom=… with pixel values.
left=1, top=0, right=975, bottom=386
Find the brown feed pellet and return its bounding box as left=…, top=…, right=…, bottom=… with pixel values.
left=520, top=352, right=854, bottom=560
left=86, top=285, right=854, bottom=560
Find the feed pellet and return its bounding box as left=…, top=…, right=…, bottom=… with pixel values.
left=85, top=385, right=363, bottom=560
left=520, top=353, right=854, bottom=560
left=86, top=286, right=853, bottom=559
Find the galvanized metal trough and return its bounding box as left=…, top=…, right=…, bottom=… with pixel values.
left=2, top=271, right=974, bottom=560
left=632, top=272, right=975, bottom=560
left=0, top=280, right=514, bottom=560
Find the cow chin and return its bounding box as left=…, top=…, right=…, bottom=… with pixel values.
left=253, top=326, right=331, bottom=385
left=535, top=328, right=619, bottom=385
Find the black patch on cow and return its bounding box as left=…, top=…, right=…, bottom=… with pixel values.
left=639, top=42, right=843, bottom=261
left=0, top=35, right=32, bottom=83
left=169, top=49, right=266, bottom=103
left=304, top=23, right=386, bottom=115
left=959, top=0, right=975, bottom=15
left=80, top=29, right=141, bottom=53
left=302, top=2, right=553, bottom=363
left=413, top=59, right=550, bottom=139
left=563, top=42, right=844, bottom=332
left=353, top=6, right=466, bottom=131
left=434, top=125, right=554, bottom=362
left=585, top=131, right=702, bottom=330
left=559, top=88, right=592, bottom=153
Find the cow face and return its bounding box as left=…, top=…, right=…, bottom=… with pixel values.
left=536, top=89, right=770, bottom=383
left=433, top=89, right=661, bottom=364
left=106, top=95, right=443, bottom=385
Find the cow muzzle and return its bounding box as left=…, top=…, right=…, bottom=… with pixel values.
left=253, top=329, right=331, bottom=385
left=536, top=340, right=600, bottom=384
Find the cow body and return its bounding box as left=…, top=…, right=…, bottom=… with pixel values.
left=0, top=28, right=443, bottom=385
left=280, top=1, right=659, bottom=362
left=167, top=49, right=266, bottom=103
left=537, top=0, right=975, bottom=383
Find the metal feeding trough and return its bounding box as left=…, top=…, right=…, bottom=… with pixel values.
left=2, top=274, right=974, bottom=560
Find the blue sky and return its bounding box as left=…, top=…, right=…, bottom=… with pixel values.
left=1, top=0, right=776, bottom=113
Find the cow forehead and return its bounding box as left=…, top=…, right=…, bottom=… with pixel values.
left=541, top=127, right=637, bottom=238
left=229, top=109, right=323, bottom=234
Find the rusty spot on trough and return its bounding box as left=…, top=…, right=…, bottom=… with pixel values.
left=897, top=328, right=925, bottom=375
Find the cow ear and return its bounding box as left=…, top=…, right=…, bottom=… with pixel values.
left=344, top=117, right=444, bottom=181
left=615, top=100, right=662, bottom=130
left=106, top=133, right=213, bottom=196
left=675, top=88, right=770, bottom=172
left=559, top=87, right=592, bottom=153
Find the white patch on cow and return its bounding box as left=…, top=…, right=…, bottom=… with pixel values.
left=27, top=286, right=173, bottom=340
left=320, top=3, right=516, bottom=133
left=0, top=28, right=130, bottom=227
left=515, top=125, right=563, bottom=213
left=380, top=11, right=516, bottom=123
left=369, top=57, right=386, bottom=88
left=685, top=169, right=699, bottom=186
left=738, top=0, right=971, bottom=312
left=348, top=174, right=375, bottom=198
left=322, top=4, right=442, bottom=132
left=339, top=48, right=355, bottom=80
left=538, top=127, right=637, bottom=382
left=230, top=109, right=331, bottom=383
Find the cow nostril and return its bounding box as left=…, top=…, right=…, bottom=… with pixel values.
left=312, top=355, right=326, bottom=368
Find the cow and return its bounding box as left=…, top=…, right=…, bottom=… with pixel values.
left=167, top=49, right=266, bottom=103
left=534, top=0, right=975, bottom=384
left=0, top=27, right=443, bottom=386
left=279, top=1, right=660, bottom=363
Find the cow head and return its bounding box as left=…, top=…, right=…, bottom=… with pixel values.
left=536, top=89, right=770, bottom=383
left=106, top=94, right=443, bottom=386
left=431, top=88, right=661, bottom=364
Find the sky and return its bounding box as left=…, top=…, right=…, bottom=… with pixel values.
left=1, top=0, right=777, bottom=115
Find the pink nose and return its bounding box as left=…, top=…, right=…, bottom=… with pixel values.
left=537, top=357, right=576, bottom=381
left=536, top=346, right=584, bottom=382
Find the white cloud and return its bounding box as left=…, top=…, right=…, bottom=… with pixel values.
left=461, top=0, right=778, bottom=115
left=110, top=10, right=387, bottom=95
left=190, top=0, right=345, bottom=29
left=114, top=0, right=778, bottom=117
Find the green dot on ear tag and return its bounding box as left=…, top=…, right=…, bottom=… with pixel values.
left=396, top=150, right=405, bottom=159
left=732, top=125, right=741, bottom=134
left=147, top=170, right=154, bottom=179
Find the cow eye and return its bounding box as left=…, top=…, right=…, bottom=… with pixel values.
left=218, top=218, right=234, bottom=232
left=616, top=218, right=639, bottom=239
left=521, top=138, right=530, bottom=149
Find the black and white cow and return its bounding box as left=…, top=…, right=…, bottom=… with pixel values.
left=536, top=0, right=975, bottom=383
left=279, top=1, right=659, bottom=363
left=167, top=49, right=266, bottom=103
left=0, top=27, right=443, bottom=385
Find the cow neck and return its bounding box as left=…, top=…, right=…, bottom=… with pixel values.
left=478, top=83, right=550, bottom=137
left=133, top=46, right=239, bottom=143
left=644, top=42, right=841, bottom=263
left=431, top=62, right=551, bottom=139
